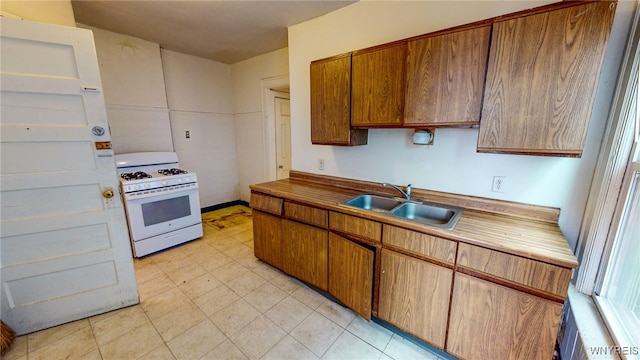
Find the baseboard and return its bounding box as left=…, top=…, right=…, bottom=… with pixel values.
left=201, top=200, right=249, bottom=213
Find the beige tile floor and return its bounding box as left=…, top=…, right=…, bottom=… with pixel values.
left=3, top=205, right=448, bottom=360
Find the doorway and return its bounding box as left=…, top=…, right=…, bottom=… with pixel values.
left=275, top=96, right=291, bottom=179
left=260, top=75, right=290, bottom=181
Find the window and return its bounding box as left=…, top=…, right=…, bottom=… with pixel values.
left=574, top=5, right=640, bottom=357
left=594, top=133, right=640, bottom=359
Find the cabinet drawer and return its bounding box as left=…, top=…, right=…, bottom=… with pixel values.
left=250, top=192, right=283, bottom=215
left=284, top=202, right=328, bottom=228
left=329, top=212, right=381, bottom=243
left=456, top=243, right=571, bottom=297
left=382, top=225, right=456, bottom=265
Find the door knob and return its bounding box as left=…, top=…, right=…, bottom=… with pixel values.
left=103, top=189, right=114, bottom=199
left=278, top=165, right=284, bottom=169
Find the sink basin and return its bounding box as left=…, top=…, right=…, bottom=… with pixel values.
left=340, top=194, right=464, bottom=230
left=390, top=202, right=463, bottom=230
left=341, top=194, right=403, bottom=212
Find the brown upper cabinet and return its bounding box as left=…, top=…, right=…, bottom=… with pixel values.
left=351, top=43, right=407, bottom=127
left=404, top=25, right=491, bottom=127
left=310, top=53, right=368, bottom=146
left=310, top=1, right=616, bottom=154
left=478, top=1, right=616, bottom=157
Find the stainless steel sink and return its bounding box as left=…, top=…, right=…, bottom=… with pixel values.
left=340, top=194, right=464, bottom=230
left=390, top=202, right=463, bottom=230
left=341, top=194, right=404, bottom=212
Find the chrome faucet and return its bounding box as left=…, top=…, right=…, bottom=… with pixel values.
left=383, top=183, right=412, bottom=200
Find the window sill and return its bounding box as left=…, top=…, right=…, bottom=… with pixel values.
left=563, top=285, right=620, bottom=359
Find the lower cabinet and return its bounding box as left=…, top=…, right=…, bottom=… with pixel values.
left=282, top=219, right=328, bottom=291
left=447, top=273, right=563, bottom=360
left=328, top=233, right=374, bottom=320
left=378, top=249, right=452, bottom=349
left=253, top=210, right=283, bottom=270
left=252, top=195, right=567, bottom=359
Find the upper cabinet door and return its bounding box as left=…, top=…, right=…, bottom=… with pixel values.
left=310, top=54, right=368, bottom=146
left=478, top=2, right=616, bottom=157
left=351, top=43, right=407, bottom=127
left=405, top=25, right=491, bottom=127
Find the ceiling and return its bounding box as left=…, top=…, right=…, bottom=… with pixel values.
left=71, top=1, right=356, bottom=64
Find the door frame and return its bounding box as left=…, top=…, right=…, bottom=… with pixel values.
left=261, top=75, right=289, bottom=181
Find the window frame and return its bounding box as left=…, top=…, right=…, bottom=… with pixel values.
left=594, top=141, right=640, bottom=358
left=574, top=2, right=640, bottom=357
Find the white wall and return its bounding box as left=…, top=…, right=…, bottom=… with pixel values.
left=162, top=49, right=239, bottom=207
left=288, top=1, right=636, bottom=250
left=163, top=50, right=234, bottom=113
left=231, top=48, right=289, bottom=201
left=0, top=0, right=76, bottom=27
left=79, top=24, right=174, bottom=153
left=81, top=24, right=242, bottom=208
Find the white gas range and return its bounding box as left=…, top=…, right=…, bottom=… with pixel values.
left=115, top=152, right=203, bottom=257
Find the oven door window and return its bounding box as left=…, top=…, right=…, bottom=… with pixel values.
left=141, top=195, right=192, bottom=226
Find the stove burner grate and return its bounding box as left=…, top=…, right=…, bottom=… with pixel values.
left=121, top=171, right=152, bottom=181
left=158, top=168, right=188, bottom=176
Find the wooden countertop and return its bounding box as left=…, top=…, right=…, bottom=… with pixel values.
left=250, top=172, right=579, bottom=269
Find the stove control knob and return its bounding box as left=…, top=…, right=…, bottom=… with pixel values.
left=161, top=181, right=168, bottom=186
left=135, top=185, right=141, bottom=190
left=144, top=183, right=150, bottom=189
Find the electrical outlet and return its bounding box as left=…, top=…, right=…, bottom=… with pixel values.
left=492, top=176, right=506, bottom=193
left=185, top=130, right=190, bottom=139
left=318, top=159, right=325, bottom=171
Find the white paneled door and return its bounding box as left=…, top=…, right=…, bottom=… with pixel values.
left=275, top=97, right=291, bottom=180
left=0, top=18, right=139, bottom=335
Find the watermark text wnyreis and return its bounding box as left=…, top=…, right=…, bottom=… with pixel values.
left=590, top=346, right=639, bottom=356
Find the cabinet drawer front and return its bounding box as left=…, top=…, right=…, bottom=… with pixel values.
left=284, top=202, right=328, bottom=228
left=382, top=225, right=456, bottom=264
left=250, top=192, right=283, bottom=215
left=329, top=212, right=381, bottom=242
left=457, top=243, right=571, bottom=297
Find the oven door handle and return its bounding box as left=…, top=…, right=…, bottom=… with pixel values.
left=123, top=183, right=198, bottom=201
